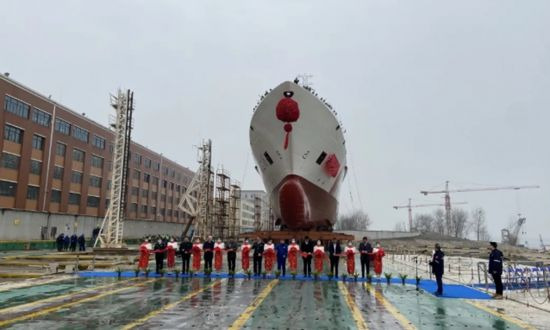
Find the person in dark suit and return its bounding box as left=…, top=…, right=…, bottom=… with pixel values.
left=358, top=236, right=373, bottom=278
left=489, top=241, right=504, bottom=299
left=63, top=234, right=70, bottom=251
left=154, top=239, right=166, bottom=274
left=226, top=239, right=239, bottom=273
left=327, top=238, right=342, bottom=277
left=77, top=234, right=86, bottom=251
left=203, top=235, right=215, bottom=272
left=252, top=237, right=264, bottom=276
left=300, top=236, right=314, bottom=277
left=56, top=233, right=64, bottom=252
left=429, top=243, right=445, bottom=295
left=179, top=236, right=192, bottom=274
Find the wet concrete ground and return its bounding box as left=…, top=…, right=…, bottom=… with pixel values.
left=0, top=274, right=536, bottom=330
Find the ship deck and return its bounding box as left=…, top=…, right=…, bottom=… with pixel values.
left=0, top=250, right=547, bottom=329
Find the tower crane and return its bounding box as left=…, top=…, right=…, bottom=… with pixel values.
left=420, top=181, right=540, bottom=237
left=393, top=198, right=467, bottom=232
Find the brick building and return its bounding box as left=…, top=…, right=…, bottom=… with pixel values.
left=0, top=73, right=194, bottom=224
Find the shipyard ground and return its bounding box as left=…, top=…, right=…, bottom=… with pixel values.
left=1, top=250, right=549, bottom=329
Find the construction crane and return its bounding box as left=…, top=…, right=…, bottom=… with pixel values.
left=540, top=234, right=548, bottom=252
left=420, top=181, right=540, bottom=237
left=393, top=198, right=467, bottom=232
left=501, top=215, right=526, bottom=246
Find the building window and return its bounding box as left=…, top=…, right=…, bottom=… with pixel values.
left=0, top=180, right=17, bottom=196
left=171, top=169, right=175, bottom=178
left=89, top=176, right=102, bottom=188
left=167, top=209, right=172, bottom=216
left=56, top=142, right=66, bottom=156
left=163, top=167, right=169, bottom=175
left=131, top=187, right=139, bottom=196
left=1, top=152, right=20, bottom=169
left=162, top=180, right=167, bottom=188
left=53, top=166, right=64, bottom=179
left=141, top=189, right=148, bottom=198
left=109, top=144, right=114, bottom=154
left=151, top=192, right=157, bottom=199
left=105, top=199, right=110, bottom=207
left=73, top=149, right=85, bottom=162
left=31, top=108, right=52, bottom=127
left=160, top=208, right=165, bottom=216
left=152, top=176, right=159, bottom=185
left=50, top=189, right=61, bottom=202
left=26, top=185, right=39, bottom=200
left=91, top=155, right=103, bottom=168
left=32, top=134, right=45, bottom=150
left=30, top=160, right=42, bottom=175
left=4, top=124, right=23, bottom=143
left=54, top=118, right=71, bottom=135
left=71, top=171, right=83, bottom=184
left=4, top=95, right=30, bottom=118
left=68, top=193, right=81, bottom=205
left=143, top=173, right=150, bottom=183
left=153, top=162, right=160, bottom=171
left=134, top=153, right=142, bottom=165
left=133, top=170, right=140, bottom=180
left=152, top=206, right=157, bottom=215
left=91, top=135, right=105, bottom=149
left=87, top=196, right=100, bottom=207
left=107, top=180, right=111, bottom=190
left=141, top=205, right=148, bottom=214
left=72, top=126, right=89, bottom=143
left=130, top=203, right=138, bottom=212
left=161, top=194, right=166, bottom=202
left=144, top=158, right=151, bottom=168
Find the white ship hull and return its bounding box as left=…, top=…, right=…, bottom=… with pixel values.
left=249, top=81, right=347, bottom=230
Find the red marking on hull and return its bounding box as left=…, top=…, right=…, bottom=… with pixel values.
left=276, top=175, right=337, bottom=230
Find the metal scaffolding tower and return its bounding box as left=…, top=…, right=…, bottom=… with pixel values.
left=214, top=168, right=231, bottom=239
left=178, top=140, right=213, bottom=238
left=228, top=181, right=241, bottom=239
left=95, top=89, right=134, bottom=248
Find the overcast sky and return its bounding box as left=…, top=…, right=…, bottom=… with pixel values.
left=2, top=0, right=549, bottom=246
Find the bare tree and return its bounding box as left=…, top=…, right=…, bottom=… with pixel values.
left=450, top=208, right=471, bottom=238
left=471, top=207, right=490, bottom=241
left=335, top=210, right=371, bottom=231
left=413, top=213, right=435, bottom=233
left=433, top=209, right=446, bottom=235
left=393, top=221, right=407, bottom=232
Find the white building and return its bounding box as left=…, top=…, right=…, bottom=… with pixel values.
left=240, top=190, right=273, bottom=232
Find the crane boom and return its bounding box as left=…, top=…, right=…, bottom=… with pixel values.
left=393, top=197, right=467, bottom=232
left=421, top=185, right=540, bottom=195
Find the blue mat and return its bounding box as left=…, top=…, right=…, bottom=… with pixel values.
left=78, top=271, right=492, bottom=299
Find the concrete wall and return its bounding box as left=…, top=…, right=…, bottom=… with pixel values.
left=340, top=230, right=421, bottom=241
left=0, top=209, right=186, bottom=241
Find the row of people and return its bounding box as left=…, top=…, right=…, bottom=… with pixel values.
left=138, top=236, right=385, bottom=277
left=55, top=233, right=86, bottom=252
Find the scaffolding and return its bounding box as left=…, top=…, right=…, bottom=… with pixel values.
left=229, top=181, right=241, bottom=238
left=178, top=140, right=213, bottom=238
left=213, top=168, right=231, bottom=239
left=95, top=89, right=134, bottom=248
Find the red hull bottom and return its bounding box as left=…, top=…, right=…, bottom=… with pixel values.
left=274, top=175, right=337, bottom=230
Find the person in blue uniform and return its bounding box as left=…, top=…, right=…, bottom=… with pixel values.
left=56, top=233, right=64, bottom=252
left=300, top=236, right=314, bottom=277
left=63, top=234, right=70, bottom=251
left=252, top=237, right=264, bottom=276
left=429, top=243, right=445, bottom=295
left=69, top=234, right=77, bottom=252
left=489, top=241, right=504, bottom=299
left=203, top=235, right=215, bottom=272
left=327, top=238, right=342, bottom=277
left=78, top=234, right=86, bottom=251
left=276, top=239, right=288, bottom=276
left=358, top=236, right=373, bottom=278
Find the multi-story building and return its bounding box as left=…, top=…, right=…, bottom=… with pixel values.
left=239, top=198, right=256, bottom=233
left=240, top=190, right=273, bottom=231
left=0, top=73, right=194, bottom=226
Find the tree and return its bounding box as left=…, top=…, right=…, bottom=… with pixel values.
left=433, top=209, right=446, bottom=235
left=471, top=207, right=490, bottom=241
left=413, top=213, right=435, bottom=233
left=449, top=208, right=471, bottom=238
left=393, top=222, right=407, bottom=232
left=335, top=210, right=371, bottom=231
